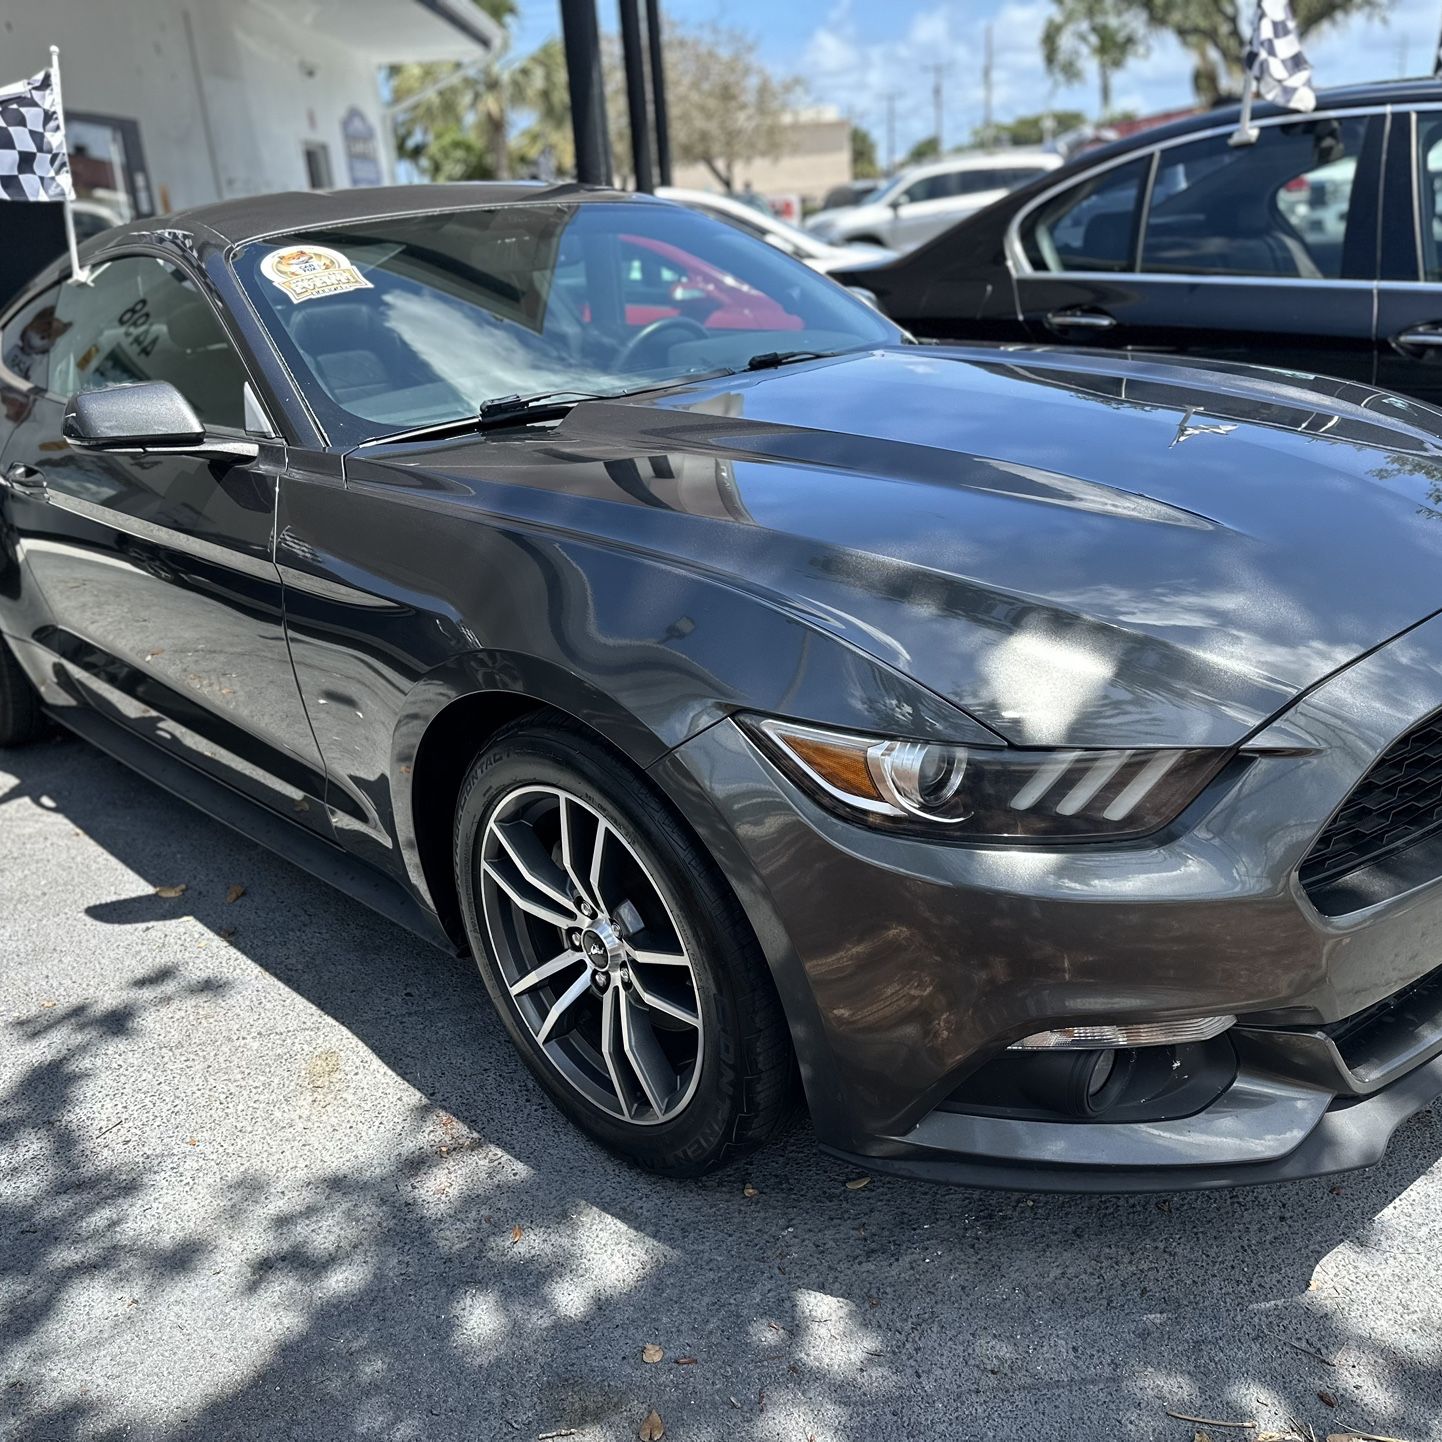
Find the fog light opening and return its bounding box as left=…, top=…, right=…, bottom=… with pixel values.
left=1016, top=1047, right=1133, bottom=1118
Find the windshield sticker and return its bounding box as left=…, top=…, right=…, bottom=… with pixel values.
left=260, top=244, right=373, bottom=304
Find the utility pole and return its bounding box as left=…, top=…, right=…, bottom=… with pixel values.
left=883, top=91, right=898, bottom=174
left=928, top=63, right=946, bottom=152
left=982, top=23, right=994, bottom=149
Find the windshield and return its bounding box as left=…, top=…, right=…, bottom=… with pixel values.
left=232, top=199, right=900, bottom=444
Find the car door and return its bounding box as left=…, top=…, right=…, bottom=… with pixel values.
left=1010, top=110, right=1385, bottom=383
left=890, top=172, right=962, bottom=250
left=0, top=251, right=333, bottom=832
left=1375, top=104, right=1442, bottom=406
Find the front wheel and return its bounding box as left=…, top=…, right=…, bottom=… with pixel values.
left=0, top=635, right=48, bottom=747
left=453, top=717, right=795, bottom=1175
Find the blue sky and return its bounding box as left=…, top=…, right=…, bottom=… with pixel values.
left=508, top=0, right=1442, bottom=161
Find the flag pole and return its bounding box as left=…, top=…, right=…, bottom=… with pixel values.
left=1229, top=70, right=1260, bottom=147
left=48, top=44, right=86, bottom=284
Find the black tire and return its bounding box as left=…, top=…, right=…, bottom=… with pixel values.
left=0, top=635, right=48, bottom=747
left=453, top=714, right=796, bottom=1176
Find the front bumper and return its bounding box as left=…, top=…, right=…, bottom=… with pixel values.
left=656, top=611, right=1442, bottom=1190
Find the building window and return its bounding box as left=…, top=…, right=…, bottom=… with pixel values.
left=303, top=142, right=334, bottom=190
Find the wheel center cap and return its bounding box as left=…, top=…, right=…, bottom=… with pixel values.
left=581, top=916, right=625, bottom=971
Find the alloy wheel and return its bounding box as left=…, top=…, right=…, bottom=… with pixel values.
left=478, top=784, right=704, bottom=1125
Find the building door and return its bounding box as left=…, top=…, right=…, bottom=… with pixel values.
left=303, top=142, right=334, bottom=190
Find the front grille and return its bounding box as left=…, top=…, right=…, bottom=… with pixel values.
left=1300, top=710, right=1442, bottom=893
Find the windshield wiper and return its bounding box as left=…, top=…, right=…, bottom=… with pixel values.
left=743, top=349, right=838, bottom=372
left=473, top=389, right=606, bottom=428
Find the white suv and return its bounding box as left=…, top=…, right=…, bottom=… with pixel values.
left=806, top=150, right=1062, bottom=252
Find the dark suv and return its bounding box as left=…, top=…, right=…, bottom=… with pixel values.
left=835, top=80, right=1442, bottom=406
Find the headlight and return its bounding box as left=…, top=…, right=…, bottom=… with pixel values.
left=743, top=717, right=1231, bottom=842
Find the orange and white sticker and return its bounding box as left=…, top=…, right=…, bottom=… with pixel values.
left=260, top=244, right=373, bottom=304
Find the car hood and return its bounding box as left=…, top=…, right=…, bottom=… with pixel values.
left=812, top=242, right=898, bottom=273
left=368, top=346, right=1442, bottom=748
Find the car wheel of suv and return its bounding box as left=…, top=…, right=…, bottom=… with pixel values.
left=453, top=715, right=796, bottom=1175
left=0, top=636, right=48, bottom=747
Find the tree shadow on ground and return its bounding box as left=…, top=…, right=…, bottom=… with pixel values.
left=3, top=739, right=1441, bottom=1441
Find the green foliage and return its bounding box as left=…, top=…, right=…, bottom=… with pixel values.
left=903, top=135, right=941, bottom=166
left=1041, top=0, right=1148, bottom=115
left=386, top=0, right=517, bottom=181
left=973, top=110, right=1087, bottom=147
left=1056, top=0, right=1390, bottom=107
left=851, top=125, right=880, bottom=179
left=390, top=7, right=804, bottom=191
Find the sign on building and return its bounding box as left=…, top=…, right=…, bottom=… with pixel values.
left=342, top=107, right=381, bottom=187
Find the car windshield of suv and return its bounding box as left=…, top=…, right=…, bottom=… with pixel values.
left=232, top=199, right=900, bottom=444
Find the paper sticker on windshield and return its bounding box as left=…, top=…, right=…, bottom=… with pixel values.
left=260, top=244, right=372, bottom=304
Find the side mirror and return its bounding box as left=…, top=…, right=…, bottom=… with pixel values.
left=889, top=197, right=904, bottom=212
left=846, top=285, right=881, bottom=310
left=64, top=381, right=258, bottom=462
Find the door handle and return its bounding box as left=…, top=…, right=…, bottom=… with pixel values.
left=2, top=462, right=45, bottom=492
left=1045, top=309, right=1117, bottom=331
left=1394, top=327, right=1442, bottom=351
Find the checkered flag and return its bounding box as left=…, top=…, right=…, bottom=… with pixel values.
left=1244, top=0, right=1316, bottom=114
left=0, top=69, right=73, bottom=202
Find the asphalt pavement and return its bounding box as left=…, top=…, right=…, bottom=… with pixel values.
left=3, top=734, right=1441, bottom=1442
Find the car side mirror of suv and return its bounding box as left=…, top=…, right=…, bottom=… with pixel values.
left=64, top=382, right=259, bottom=462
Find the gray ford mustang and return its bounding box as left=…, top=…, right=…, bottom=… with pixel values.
left=4, top=182, right=1442, bottom=1190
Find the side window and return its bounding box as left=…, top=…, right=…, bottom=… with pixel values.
left=1142, top=117, right=1367, bottom=280
left=49, top=257, right=249, bottom=428
left=1021, top=156, right=1149, bottom=273
left=956, top=171, right=1000, bottom=196
left=1, top=286, right=66, bottom=391
left=1417, top=119, right=1442, bottom=281
left=901, top=174, right=949, bottom=205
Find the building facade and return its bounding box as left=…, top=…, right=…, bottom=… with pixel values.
left=0, top=0, right=499, bottom=298
left=668, top=110, right=853, bottom=217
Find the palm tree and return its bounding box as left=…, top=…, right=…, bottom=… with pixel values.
left=387, top=0, right=518, bottom=181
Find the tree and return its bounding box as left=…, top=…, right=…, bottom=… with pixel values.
left=902, top=135, right=941, bottom=167
left=1042, top=0, right=1148, bottom=116
left=386, top=0, right=517, bottom=181
left=1102, top=0, right=1388, bottom=106
left=972, top=110, right=1087, bottom=147
left=509, top=38, right=575, bottom=178
left=664, top=24, right=804, bottom=192
left=851, top=124, right=880, bottom=179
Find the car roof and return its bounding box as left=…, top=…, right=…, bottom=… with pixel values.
left=656, top=186, right=767, bottom=218
left=111, top=181, right=650, bottom=249
left=900, top=150, right=1061, bottom=182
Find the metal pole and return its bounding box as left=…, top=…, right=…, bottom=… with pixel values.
left=560, top=0, right=612, bottom=186
left=644, top=0, right=672, bottom=186
left=48, top=45, right=85, bottom=284
left=618, top=0, right=654, bottom=191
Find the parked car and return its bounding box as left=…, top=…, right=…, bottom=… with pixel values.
left=656, top=185, right=897, bottom=274
left=834, top=79, right=1442, bottom=406
left=7, top=184, right=1442, bottom=1190
left=806, top=150, right=1062, bottom=252
left=820, top=179, right=886, bottom=211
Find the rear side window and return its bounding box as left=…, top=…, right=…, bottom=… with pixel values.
left=1142, top=117, right=1367, bottom=279
left=1416, top=118, right=1442, bottom=281
left=1, top=286, right=65, bottom=391
left=1020, top=156, right=1149, bottom=273
left=49, top=256, right=249, bottom=428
